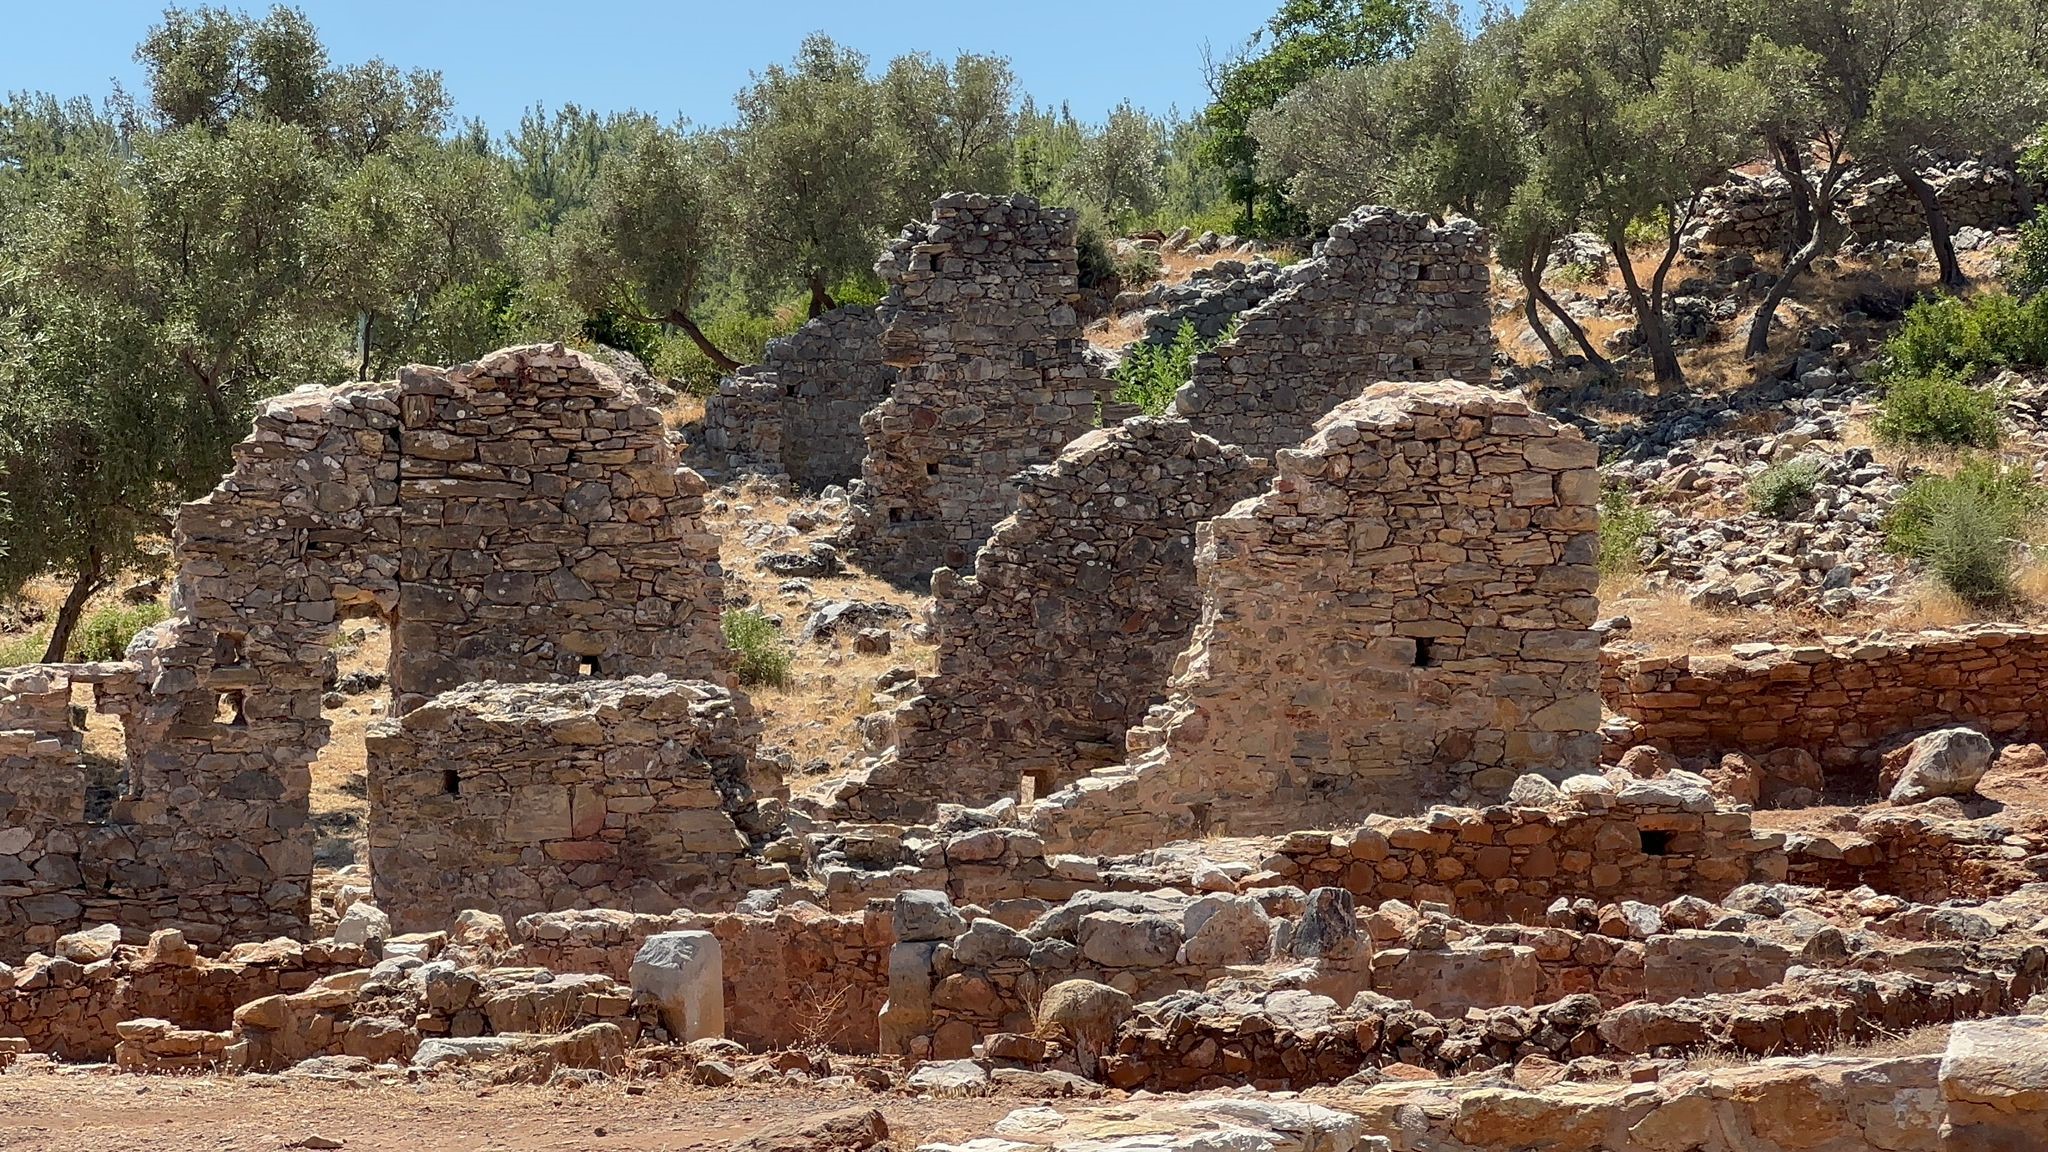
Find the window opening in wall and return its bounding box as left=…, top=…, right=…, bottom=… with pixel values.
left=442, top=769, right=461, bottom=797
left=1640, top=829, right=1672, bottom=856
left=926, top=462, right=941, bottom=476
left=577, top=655, right=601, bottom=677
left=216, top=690, right=247, bottom=728
left=214, top=632, right=246, bottom=666
left=1019, top=773, right=1036, bottom=805
left=1413, top=638, right=1436, bottom=668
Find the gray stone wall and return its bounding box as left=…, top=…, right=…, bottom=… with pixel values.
left=701, top=306, right=895, bottom=489
left=0, top=344, right=735, bottom=955
left=845, top=194, right=1117, bottom=581
left=367, top=677, right=781, bottom=934
left=1030, top=380, right=1603, bottom=853
left=1173, top=206, right=1495, bottom=460
left=834, top=417, right=1267, bottom=821
left=393, top=344, right=727, bottom=710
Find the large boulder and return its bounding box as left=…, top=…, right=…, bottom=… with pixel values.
left=1942, top=1015, right=2048, bottom=1148
left=893, top=890, right=967, bottom=943
left=1036, top=979, right=1134, bottom=1076
left=735, top=1108, right=889, bottom=1152
left=629, top=931, right=724, bottom=1041
left=1890, top=728, right=1994, bottom=805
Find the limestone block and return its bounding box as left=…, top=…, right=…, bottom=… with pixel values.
left=630, top=930, right=725, bottom=1041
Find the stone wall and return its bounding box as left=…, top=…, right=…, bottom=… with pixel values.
left=1692, top=157, right=2040, bottom=250
left=0, top=344, right=734, bottom=955
left=701, top=306, right=895, bottom=489
left=1030, top=381, right=1602, bottom=852
left=1606, top=626, right=2048, bottom=785
left=367, top=677, right=781, bottom=933
left=835, top=417, right=1267, bottom=821
left=1172, top=207, right=1495, bottom=460
left=845, top=194, right=1117, bottom=581
left=393, top=344, right=727, bottom=710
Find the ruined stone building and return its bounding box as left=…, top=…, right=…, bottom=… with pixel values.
left=367, top=676, right=782, bottom=933
left=1030, top=381, right=1603, bottom=852
left=699, top=306, right=895, bottom=488
left=844, top=193, right=1120, bottom=581
left=833, top=417, right=1266, bottom=821
left=1173, top=206, right=1496, bottom=460
left=0, top=345, right=739, bottom=953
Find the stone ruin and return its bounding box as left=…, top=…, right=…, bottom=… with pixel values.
left=844, top=193, right=1121, bottom=581
left=700, top=305, right=894, bottom=488
left=0, top=344, right=741, bottom=952
left=4, top=202, right=2048, bottom=1149
left=1031, top=381, right=1602, bottom=852
left=832, top=417, right=1267, bottom=821
left=367, top=676, right=784, bottom=933
left=1174, top=205, right=1497, bottom=460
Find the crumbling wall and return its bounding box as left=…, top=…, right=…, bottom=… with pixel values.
left=845, top=194, right=1117, bottom=581
left=836, top=417, right=1267, bottom=821
left=1693, top=157, right=2041, bottom=249
left=1172, top=206, right=1495, bottom=460
left=1031, top=381, right=1602, bottom=853
left=1, top=344, right=735, bottom=956
left=1607, top=627, right=2048, bottom=776
left=368, top=677, right=781, bottom=933
left=393, top=344, right=726, bottom=709
left=701, top=305, right=894, bottom=488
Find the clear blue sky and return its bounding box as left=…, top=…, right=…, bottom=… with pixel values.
left=3, top=2, right=1265, bottom=131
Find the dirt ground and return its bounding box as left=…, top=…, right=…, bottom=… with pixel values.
left=0, top=1068, right=1023, bottom=1152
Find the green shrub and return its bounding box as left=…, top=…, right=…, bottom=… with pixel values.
left=0, top=630, right=48, bottom=667
left=1880, top=292, right=2048, bottom=381
left=655, top=308, right=805, bottom=398
left=1747, top=458, right=1823, bottom=519
left=1873, top=369, right=2003, bottom=449
left=1113, top=320, right=1235, bottom=416
left=1114, top=247, right=1163, bottom=289
left=68, top=602, right=168, bottom=662
left=721, top=608, right=792, bottom=688
left=1076, top=220, right=1118, bottom=292
left=1598, top=489, right=1655, bottom=576
left=1884, top=459, right=2044, bottom=606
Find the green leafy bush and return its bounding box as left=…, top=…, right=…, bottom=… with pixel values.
left=1884, top=459, right=2044, bottom=606
left=1747, top=458, right=1822, bottom=519
left=1598, top=489, right=1655, bottom=576
left=1114, top=247, right=1164, bottom=289
left=655, top=308, right=805, bottom=398
left=1880, top=293, right=2048, bottom=381
left=1873, top=369, right=2002, bottom=449
left=721, top=608, right=792, bottom=688
left=69, top=602, right=168, bottom=662
left=1113, top=320, right=1235, bottom=416
left=0, top=601, right=168, bottom=667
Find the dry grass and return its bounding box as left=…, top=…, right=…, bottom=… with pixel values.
left=1596, top=576, right=1816, bottom=654
left=1680, top=1022, right=1951, bottom=1073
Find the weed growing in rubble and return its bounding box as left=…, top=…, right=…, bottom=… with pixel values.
left=1884, top=458, right=2044, bottom=605
left=1598, top=489, right=1654, bottom=576
left=721, top=608, right=793, bottom=688
left=1747, top=458, right=1822, bottom=519
left=1114, top=319, right=1237, bottom=415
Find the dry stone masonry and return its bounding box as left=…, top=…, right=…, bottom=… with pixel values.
left=700, top=305, right=895, bottom=488
left=845, top=193, right=1118, bottom=581
left=0, top=344, right=735, bottom=955
left=1173, top=206, right=1496, bottom=460
left=835, top=417, right=1267, bottom=821
left=1032, top=381, right=1602, bottom=852
left=366, top=676, right=782, bottom=933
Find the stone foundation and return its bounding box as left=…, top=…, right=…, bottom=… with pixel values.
left=1031, top=381, right=1602, bottom=852
left=1173, top=206, right=1495, bottom=460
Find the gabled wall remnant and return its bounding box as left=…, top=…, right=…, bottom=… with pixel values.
left=392, top=345, right=727, bottom=710
left=835, top=416, right=1266, bottom=821
left=1031, top=380, right=1603, bottom=852
left=845, top=193, right=1117, bottom=581
left=0, top=344, right=735, bottom=954
left=701, top=305, right=896, bottom=489
left=1173, top=206, right=1496, bottom=460
left=367, top=677, right=782, bottom=933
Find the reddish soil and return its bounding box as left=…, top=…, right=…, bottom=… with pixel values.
left=0, top=1068, right=1022, bottom=1152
